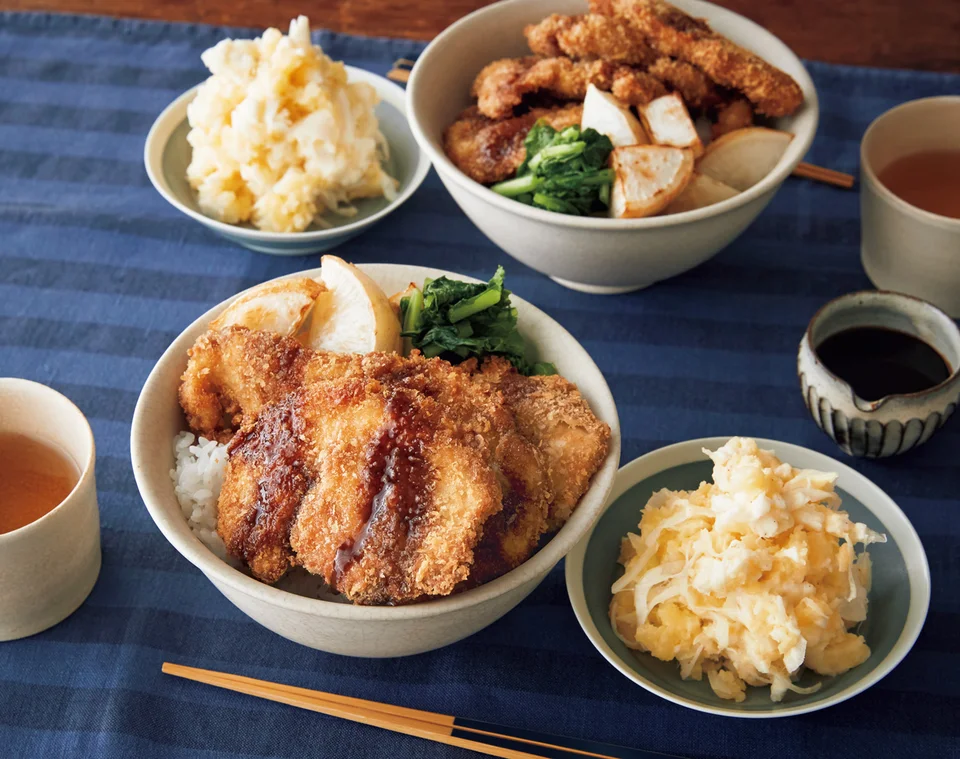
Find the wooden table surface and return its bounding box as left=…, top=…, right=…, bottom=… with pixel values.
left=5, top=0, right=960, bottom=73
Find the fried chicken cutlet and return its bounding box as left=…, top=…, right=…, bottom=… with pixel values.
left=442, top=103, right=583, bottom=185
left=525, top=13, right=658, bottom=66
left=589, top=0, right=803, bottom=117
left=179, top=327, right=610, bottom=599
left=471, top=56, right=666, bottom=120
left=470, top=357, right=611, bottom=531
left=524, top=14, right=720, bottom=109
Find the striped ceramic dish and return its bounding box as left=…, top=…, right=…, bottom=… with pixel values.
left=797, top=291, right=960, bottom=458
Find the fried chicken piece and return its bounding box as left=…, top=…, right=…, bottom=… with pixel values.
left=442, top=103, right=583, bottom=185
left=647, top=57, right=720, bottom=110
left=712, top=96, right=754, bottom=137
left=472, top=358, right=612, bottom=530
left=217, top=393, right=313, bottom=583
left=183, top=328, right=556, bottom=597
left=179, top=326, right=313, bottom=443
left=218, top=359, right=548, bottom=603
left=589, top=0, right=804, bottom=117
left=471, top=56, right=666, bottom=119
left=525, top=13, right=658, bottom=65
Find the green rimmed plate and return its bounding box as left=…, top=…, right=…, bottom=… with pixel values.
left=565, top=437, right=930, bottom=718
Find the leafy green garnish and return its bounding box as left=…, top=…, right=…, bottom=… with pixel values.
left=399, top=266, right=557, bottom=376
left=490, top=122, right=614, bottom=216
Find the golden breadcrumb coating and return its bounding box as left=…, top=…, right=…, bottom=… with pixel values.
left=589, top=0, right=804, bottom=117
left=442, top=103, right=583, bottom=185
left=180, top=328, right=613, bottom=602
left=525, top=13, right=659, bottom=65
left=471, top=56, right=666, bottom=120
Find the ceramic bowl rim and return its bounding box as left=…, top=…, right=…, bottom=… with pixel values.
left=564, top=436, right=931, bottom=718
left=406, top=0, right=819, bottom=231
left=860, top=95, right=960, bottom=232
left=131, top=263, right=621, bottom=621
left=802, top=289, right=960, bottom=406
left=143, top=67, right=432, bottom=243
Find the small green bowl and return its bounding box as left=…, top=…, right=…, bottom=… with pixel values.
left=144, top=67, right=430, bottom=255
left=565, top=437, right=930, bottom=718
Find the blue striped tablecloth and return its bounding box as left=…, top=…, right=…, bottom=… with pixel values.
left=0, top=12, right=957, bottom=759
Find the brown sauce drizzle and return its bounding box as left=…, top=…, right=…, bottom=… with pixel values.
left=333, top=391, right=429, bottom=588
left=227, top=394, right=310, bottom=566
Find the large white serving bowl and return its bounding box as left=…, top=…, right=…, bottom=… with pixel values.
left=406, top=0, right=819, bottom=294
left=131, top=264, right=620, bottom=657
left=145, top=68, right=430, bottom=256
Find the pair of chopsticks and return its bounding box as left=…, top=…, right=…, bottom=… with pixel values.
left=386, top=59, right=855, bottom=190
left=163, top=662, right=683, bottom=759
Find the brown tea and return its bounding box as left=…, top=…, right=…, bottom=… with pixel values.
left=0, top=433, right=79, bottom=534
left=877, top=150, right=960, bottom=219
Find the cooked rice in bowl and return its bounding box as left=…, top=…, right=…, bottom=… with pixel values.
left=170, top=430, right=345, bottom=600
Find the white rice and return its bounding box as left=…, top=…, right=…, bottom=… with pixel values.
left=169, top=430, right=345, bottom=601
left=170, top=431, right=230, bottom=560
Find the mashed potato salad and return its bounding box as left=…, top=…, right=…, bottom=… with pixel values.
left=611, top=437, right=886, bottom=702
left=186, top=17, right=397, bottom=233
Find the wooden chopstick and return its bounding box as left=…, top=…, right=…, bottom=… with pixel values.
left=163, top=662, right=681, bottom=759
left=792, top=161, right=856, bottom=188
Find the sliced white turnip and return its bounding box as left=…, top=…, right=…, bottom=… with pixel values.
left=305, top=255, right=401, bottom=354
left=581, top=83, right=647, bottom=148
left=609, top=145, right=695, bottom=218
left=697, top=127, right=793, bottom=191
left=210, top=277, right=324, bottom=336
left=664, top=172, right=740, bottom=214
left=639, top=93, right=703, bottom=157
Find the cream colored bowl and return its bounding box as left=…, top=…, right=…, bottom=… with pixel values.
left=406, top=0, right=818, bottom=294
left=131, top=264, right=620, bottom=657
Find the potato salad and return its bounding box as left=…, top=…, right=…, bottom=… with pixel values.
left=186, top=16, right=396, bottom=233
left=610, top=437, right=886, bottom=702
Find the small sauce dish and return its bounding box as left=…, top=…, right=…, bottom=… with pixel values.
left=0, top=379, right=100, bottom=641
left=798, top=291, right=960, bottom=457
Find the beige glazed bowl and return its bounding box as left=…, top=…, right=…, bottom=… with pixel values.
left=0, top=379, right=101, bottom=641
left=406, top=0, right=819, bottom=294
left=131, top=264, right=621, bottom=657
left=860, top=96, right=960, bottom=318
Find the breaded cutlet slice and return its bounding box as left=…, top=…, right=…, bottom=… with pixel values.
left=589, top=0, right=803, bottom=117
left=470, top=56, right=666, bottom=120
left=442, top=103, right=584, bottom=185
left=207, top=339, right=551, bottom=602
left=473, top=358, right=612, bottom=531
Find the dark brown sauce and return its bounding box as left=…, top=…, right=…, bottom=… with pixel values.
left=228, top=396, right=310, bottom=564
left=815, top=326, right=951, bottom=401
left=0, top=433, right=79, bottom=534
left=333, top=391, right=428, bottom=587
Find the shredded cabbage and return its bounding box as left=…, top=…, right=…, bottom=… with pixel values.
left=610, top=437, right=886, bottom=702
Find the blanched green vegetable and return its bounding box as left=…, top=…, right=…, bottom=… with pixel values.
left=490, top=122, right=614, bottom=216
left=399, top=266, right=556, bottom=376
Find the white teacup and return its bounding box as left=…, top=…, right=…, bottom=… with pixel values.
left=0, top=379, right=101, bottom=641
left=860, top=96, right=960, bottom=317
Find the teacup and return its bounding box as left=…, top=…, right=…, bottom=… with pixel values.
left=797, top=291, right=960, bottom=457
left=860, top=96, right=960, bottom=318
left=0, top=379, right=101, bottom=641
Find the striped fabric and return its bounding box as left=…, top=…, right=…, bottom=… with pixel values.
left=0, top=12, right=957, bottom=759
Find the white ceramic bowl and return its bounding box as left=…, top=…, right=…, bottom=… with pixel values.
left=406, top=0, right=819, bottom=294
left=144, top=68, right=431, bottom=256
left=566, top=437, right=930, bottom=717
left=131, top=264, right=621, bottom=657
